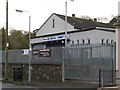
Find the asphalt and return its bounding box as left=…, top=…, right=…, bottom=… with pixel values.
left=1, top=79, right=99, bottom=88
left=1, top=79, right=120, bottom=90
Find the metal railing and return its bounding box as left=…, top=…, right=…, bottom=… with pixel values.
left=1, top=43, right=116, bottom=83
left=63, top=44, right=116, bottom=83
left=99, top=69, right=117, bottom=87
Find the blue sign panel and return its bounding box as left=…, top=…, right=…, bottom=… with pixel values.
left=43, top=35, right=69, bottom=42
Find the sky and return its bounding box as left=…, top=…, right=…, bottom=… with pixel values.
left=0, top=0, right=120, bottom=32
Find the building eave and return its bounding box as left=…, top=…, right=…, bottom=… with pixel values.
left=31, top=27, right=115, bottom=40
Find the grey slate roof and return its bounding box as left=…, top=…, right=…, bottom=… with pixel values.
left=32, top=13, right=115, bottom=38
left=34, top=13, right=114, bottom=33
left=55, top=13, right=114, bottom=29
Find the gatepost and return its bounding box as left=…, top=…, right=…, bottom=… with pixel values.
left=114, top=2, right=120, bottom=85
left=114, top=17, right=120, bottom=85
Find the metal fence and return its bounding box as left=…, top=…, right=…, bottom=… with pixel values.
left=63, top=44, right=116, bottom=83
left=1, top=43, right=116, bottom=83
left=1, top=48, right=62, bottom=64
left=99, top=69, right=116, bottom=87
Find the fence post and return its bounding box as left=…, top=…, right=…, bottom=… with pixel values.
left=111, top=45, right=114, bottom=85
left=99, top=69, right=101, bottom=87
left=62, top=47, right=65, bottom=82
left=101, top=77, right=104, bottom=88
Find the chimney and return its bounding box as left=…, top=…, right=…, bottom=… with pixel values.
left=94, top=18, right=97, bottom=22
left=72, top=14, right=75, bottom=17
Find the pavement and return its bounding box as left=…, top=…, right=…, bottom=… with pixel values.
left=97, top=86, right=120, bottom=90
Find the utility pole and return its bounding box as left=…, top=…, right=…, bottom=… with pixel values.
left=62, top=0, right=74, bottom=83
left=65, top=1, right=67, bottom=47
left=62, top=1, right=67, bottom=83
left=5, top=0, right=8, bottom=80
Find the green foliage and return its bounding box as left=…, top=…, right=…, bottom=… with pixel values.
left=9, top=29, right=29, bottom=49
left=0, top=27, right=6, bottom=50
left=0, top=28, right=35, bottom=50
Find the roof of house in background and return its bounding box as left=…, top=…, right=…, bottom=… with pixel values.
left=33, top=13, right=115, bottom=35
left=55, top=13, right=114, bottom=29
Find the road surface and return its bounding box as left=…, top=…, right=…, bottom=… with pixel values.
left=0, top=80, right=98, bottom=90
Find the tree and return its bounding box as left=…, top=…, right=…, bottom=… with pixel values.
left=0, top=28, right=2, bottom=50
left=0, top=28, right=36, bottom=50
left=8, top=29, right=29, bottom=49
left=0, top=27, right=6, bottom=50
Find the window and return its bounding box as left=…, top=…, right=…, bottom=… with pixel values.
left=111, top=40, right=114, bottom=43
left=71, top=41, right=74, bottom=45
left=77, top=40, right=79, bottom=44
left=106, top=39, right=109, bottom=43
left=87, top=38, right=90, bottom=44
left=101, top=39, right=104, bottom=44
left=82, top=39, right=85, bottom=44
left=52, top=19, right=55, bottom=28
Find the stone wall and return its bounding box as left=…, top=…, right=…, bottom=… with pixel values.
left=2, top=63, right=62, bottom=82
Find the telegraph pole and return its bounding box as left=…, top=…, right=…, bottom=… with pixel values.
left=62, top=0, right=74, bottom=83
left=5, top=0, right=8, bottom=80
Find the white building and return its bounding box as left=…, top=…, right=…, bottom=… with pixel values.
left=31, top=13, right=115, bottom=50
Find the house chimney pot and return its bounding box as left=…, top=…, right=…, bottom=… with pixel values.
left=72, top=14, right=75, bottom=17
left=94, top=18, right=97, bottom=22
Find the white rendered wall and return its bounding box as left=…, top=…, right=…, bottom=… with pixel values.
left=69, top=29, right=115, bottom=44
left=36, top=14, right=74, bottom=36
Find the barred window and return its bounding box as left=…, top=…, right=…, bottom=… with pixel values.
left=101, top=39, right=104, bottom=44
left=111, top=40, right=114, bottom=43
left=77, top=40, right=79, bottom=44
left=72, top=41, right=74, bottom=45
left=106, top=39, right=109, bottom=43
left=87, top=38, right=90, bottom=44
left=82, top=39, right=85, bottom=44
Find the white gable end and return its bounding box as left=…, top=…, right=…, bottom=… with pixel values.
left=36, top=13, right=74, bottom=36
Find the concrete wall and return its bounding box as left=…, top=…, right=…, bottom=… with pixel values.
left=31, top=29, right=115, bottom=45
left=69, top=29, right=115, bottom=45
left=31, top=37, right=43, bottom=44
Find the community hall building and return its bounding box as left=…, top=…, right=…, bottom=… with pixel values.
left=31, top=13, right=115, bottom=50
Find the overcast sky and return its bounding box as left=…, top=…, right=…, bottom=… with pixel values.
left=0, top=0, right=119, bottom=32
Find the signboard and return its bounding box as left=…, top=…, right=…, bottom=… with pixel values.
left=43, top=35, right=69, bottom=42
left=22, top=49, right=29, bottom=55
left=32, top=44, right=46, bottom=50
left=32, top=50, right=39, bottom=55
left=39, top=49, right=51, bottom=57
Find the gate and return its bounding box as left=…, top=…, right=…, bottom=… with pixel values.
left=13, top=66, right=23, bottom=81
left=99, top=69, right=116, bottom=87
left=63, top=44, right=116, bottom=83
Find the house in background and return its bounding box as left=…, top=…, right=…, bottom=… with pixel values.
left=31, top=13, right=115, bottom=50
